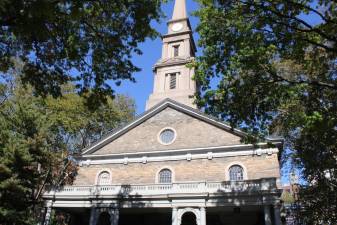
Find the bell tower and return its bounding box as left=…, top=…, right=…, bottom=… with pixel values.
left=146, top=0, right=197, bottom=110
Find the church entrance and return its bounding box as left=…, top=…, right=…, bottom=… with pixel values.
left=181, top=212, right=197, bottom=225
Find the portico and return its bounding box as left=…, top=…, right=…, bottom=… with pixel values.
left=43, top=178, right=282, bottom=225
left=44, top=204, right=281, bottom=225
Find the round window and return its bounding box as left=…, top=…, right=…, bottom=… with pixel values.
left=159, top=128, right=176, bottom=145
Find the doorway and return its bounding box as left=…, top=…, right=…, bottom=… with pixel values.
left=181, top=212, right=197, bottom=225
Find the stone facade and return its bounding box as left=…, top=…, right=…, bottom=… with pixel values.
left=74, top=154, right=279, bottom=185
left=93, top=107, right=241, bottom=155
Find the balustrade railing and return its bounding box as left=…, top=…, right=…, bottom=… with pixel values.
left=44, top=178, right=277, bottom=197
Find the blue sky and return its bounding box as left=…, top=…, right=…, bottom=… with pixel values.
left=112, top=1, right=200, bottom=115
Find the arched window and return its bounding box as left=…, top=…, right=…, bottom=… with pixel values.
left=159, top=169, right=172, bottom=183
left=97, top=171, right=111, bottom=185
left=229, top=165, right=244, bottom=181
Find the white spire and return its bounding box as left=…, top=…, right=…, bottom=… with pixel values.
left=172, top=0, right=187, bottom=20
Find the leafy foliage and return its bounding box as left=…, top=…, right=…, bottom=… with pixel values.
left=0, top=0, right=163, bottom=106
left=0, top=73, right=135, bottom=225
left=194, top=0, right=336, bottom=223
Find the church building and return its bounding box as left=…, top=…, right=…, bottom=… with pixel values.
left=43, top=1, right=283, bottom=225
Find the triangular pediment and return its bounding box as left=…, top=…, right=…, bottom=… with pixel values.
left=82, top=99, right=247, bottom=156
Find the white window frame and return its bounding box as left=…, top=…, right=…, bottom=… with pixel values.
left=173, top=44, right=180, bottom=57
left=95, top=169, right=112, bottom=185
left=168, top=41, right=183, bottom=58
left=157, top=127, right=177, bottom=145
left=156, top=167, right=175, bottom=183
left=226, top=162, right=248, bottom=181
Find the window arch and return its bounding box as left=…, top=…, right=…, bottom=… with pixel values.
left=158, top=169, right=172, bottom=183
left=229, top=165, right=244, bottom=181
left=97, top=171, right=111, bottom=185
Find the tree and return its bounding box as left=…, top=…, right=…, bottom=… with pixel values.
left=0, top=0, right=163, bottom=106
left=0, top=74, right=135, bottom=225
left=194, top=0, right=336, bottom=223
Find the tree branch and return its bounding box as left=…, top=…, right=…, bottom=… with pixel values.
left=239, top=0, right=337, bottom=43
left=285, top=0, right=337, bottom=25
left=259, top=63, right=337, bottom=90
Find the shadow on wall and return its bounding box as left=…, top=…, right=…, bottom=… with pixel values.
left=116, top=184, right=153, bottom=208
left=207, top=179, right=279, bottom=225
left=50, top=184, right=154, bottom=225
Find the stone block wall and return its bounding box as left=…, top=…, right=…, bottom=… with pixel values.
left=73, top=154, right=280, bottom=185
left=93, top=108, right=242, bottom=155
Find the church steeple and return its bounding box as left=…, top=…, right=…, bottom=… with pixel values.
left=172, top=0, right=187, bottom=20
left=146, top=0, right=197, bottom=110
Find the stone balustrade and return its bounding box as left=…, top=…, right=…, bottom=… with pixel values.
left=44, top=178, right=278, bottom=198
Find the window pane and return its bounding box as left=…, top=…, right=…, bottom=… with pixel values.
left=229, top=165, right=244, bottom=181
left=173, top=45, right=179, bottom=57
left=160, top=129, right=175, bottom=144
left=159, top=169, right=172, bottom=183
left=170, top=73, right=176, bottom=89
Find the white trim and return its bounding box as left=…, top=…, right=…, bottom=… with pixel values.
left=80, top=148, right=279, bottom=166
left=155, top=166, right=175, bottom=183
left=226, top=162, right=248, bottom=181
left=157, top=127, right=177, bottom=145
left=95, top=169, right=112, bottom=185
left=82, top=143, right=275, bottom=159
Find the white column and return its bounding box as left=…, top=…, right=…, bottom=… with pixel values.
left=89, top=207, right=98, bottom=225
left=108, top=208, right=119, bottom=225
left=43, top=207, right=52, bottom=225
left=200, top=207, right=206, bottom=225
left=273, top=206, right=282, bottom=225
left=172, top=207, right=178, bottom=225
left=264, top=205, right=272, bottom=225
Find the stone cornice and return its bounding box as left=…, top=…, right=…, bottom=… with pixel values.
left=153, top=57, right=194, bottom=70
left=78, top=145, right=279, bottom=166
